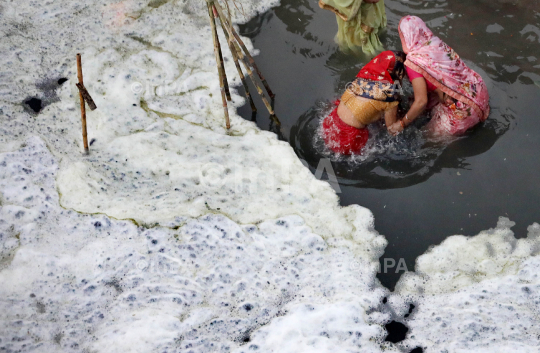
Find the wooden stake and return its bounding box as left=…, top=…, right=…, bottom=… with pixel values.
left=215, top=15, right=232, bottom=102
left=213, top=1, right=275, bottom=99
left=76, top=53, right=89, bottom=154
left=214, top=6, right=256, bottom=112
left=232, top=37, right=275, bottom=115
left=213, top=5, right=275, bottom=115
left=207, top=1, right=231, bottom=129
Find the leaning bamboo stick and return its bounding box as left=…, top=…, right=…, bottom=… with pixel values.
left=233, top=41, right=275, bottom=115
left=213, top=1, right=275, bottom=99
left=214, top=6, right=256, bottom=112
left=76, top=53, right=89, bottom=154
left=215, top=19, right=232, bottom=102
left=213, top=5, right=275, bottom=116
left=207, top=1, right=231, bottom=129
left=76, top=83, right=97, bottom=111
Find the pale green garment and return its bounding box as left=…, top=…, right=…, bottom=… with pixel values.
left=320, top=0, right=387, bottom=55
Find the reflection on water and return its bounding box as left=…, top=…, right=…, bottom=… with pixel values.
left=239, top=0, right=540, bottom=289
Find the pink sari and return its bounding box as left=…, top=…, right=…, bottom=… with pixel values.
left=399, top=16, right=490, bottom=135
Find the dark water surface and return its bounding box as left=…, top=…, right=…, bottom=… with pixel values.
left=238, top=0, right=540, bottom=289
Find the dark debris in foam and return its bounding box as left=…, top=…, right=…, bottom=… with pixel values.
left=404, top=304, right=415, bottom=318
left=379, top=297, right=417, bottom=346
left=24, top=97, right=42, bottom=113
left=384, top=320, right=408, bottom=343
left=235, top=308, right=290, bottom=347
left=23, top=77, right=70, bottom=115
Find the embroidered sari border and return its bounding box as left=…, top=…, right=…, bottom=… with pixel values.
left=404, top=60, right=486, bottom=121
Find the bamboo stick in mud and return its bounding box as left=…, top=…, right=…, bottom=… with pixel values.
left=214, top=6, right=256, bottom=112
left=76, top=53, right=89, bottom=154
left=213, top=1, right=275, bottom=99
left=213, top=4, right=276, bottom=117
left=207, top=1, right=231, bottom=129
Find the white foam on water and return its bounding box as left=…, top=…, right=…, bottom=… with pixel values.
left=0, top=137, right=393, bottom=352
left=1, top=0, right=540, bottom=352
left=1, top=0, right=385, bottom=256
left=397, top=218, right=540, bottom=294
left=0, top=0, right=393, bottom=352
left=391, top=218, right=540, bottom=351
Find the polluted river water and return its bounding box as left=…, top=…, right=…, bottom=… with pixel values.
left=1, top=0, right=540, bottom=352
left=238, top=0, right=540, bottom=289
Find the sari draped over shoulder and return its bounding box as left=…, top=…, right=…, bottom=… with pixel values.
left=399, top=16, right=490, bottom=133
left=319, top=0, right=387, bottom=55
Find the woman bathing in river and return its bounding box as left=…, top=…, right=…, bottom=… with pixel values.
left=388, top=16, right=490, bottom=136
left=322, top=50, right=406, bottom=155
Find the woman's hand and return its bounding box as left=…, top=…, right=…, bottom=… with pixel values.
left=388, top=121, right=404, bottom=136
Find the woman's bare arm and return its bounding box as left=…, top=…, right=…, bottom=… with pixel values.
left=404, top=77, right=428, bottom=121
left=384, top=105, right=398, bottom=129
left=388, top=77, right=428, bottom=134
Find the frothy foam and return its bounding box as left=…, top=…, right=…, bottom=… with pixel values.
left=391, top=218, right=540, bottom=351
left=0, top=137, right=392, bottom=352
left=1, top=0, right=540, bottom=352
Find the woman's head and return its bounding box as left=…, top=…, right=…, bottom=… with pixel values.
left=390, top=51, right=406, bottom=82
left=398, top=16, right=434, bottom=54
left=357, top=50, right=407, bottom=83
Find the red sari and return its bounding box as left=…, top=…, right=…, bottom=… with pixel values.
left=322, top=100, right=370, bottom=155
left=322, top=50, right=405, bottom=155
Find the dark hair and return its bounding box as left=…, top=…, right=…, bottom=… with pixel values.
left=391, top=50, right=407, bottom=82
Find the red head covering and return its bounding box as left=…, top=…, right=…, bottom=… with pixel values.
left=356, top=50, right=406, bottom=83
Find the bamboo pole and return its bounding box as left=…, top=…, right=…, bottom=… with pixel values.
left=232, top=39, right=275, bottom=116
left=213, top=1, right=275, bottom=99
left=213, top=4, right=275, bottom=116
left=207, top=1, right=231, bottom=129
left=214, top=6, right=256, bottom=112
left=76, top=53, right=89, bottom=154
left=236, top=40, right=280, bottom=125
left=215, top=23, right=232, bottom=102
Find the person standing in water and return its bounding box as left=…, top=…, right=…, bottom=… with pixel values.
left=388, top=16, right=490, bottom=135
left=322, top=50, right=406, bottom=155
left=319, top=0, right=387, bottom=55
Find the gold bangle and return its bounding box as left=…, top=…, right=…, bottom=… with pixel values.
left=400, top=119, right=406, bottom=129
